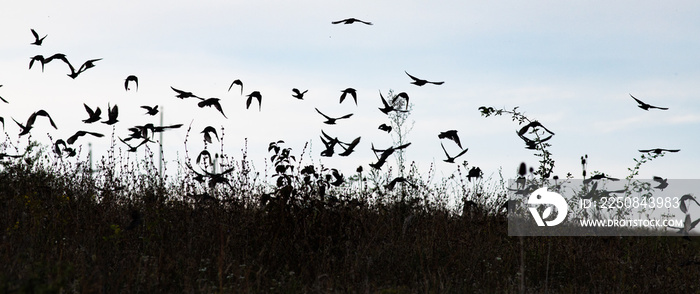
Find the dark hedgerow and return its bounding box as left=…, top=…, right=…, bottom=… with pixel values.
left=0, top=105, right=698, bottom=293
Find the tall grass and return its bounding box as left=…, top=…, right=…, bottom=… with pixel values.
left=1, top=106, right=698, bottom=293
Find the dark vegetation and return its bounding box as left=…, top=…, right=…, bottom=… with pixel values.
left=2, top=103, right=699, bottom=293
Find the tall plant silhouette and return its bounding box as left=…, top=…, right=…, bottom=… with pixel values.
left=479, top=106, right=555, bottom=181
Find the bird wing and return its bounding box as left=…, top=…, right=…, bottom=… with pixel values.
left=315, top=108, right=331, bottom=120
left=629, top=94, right=645, bottom=106
left=338, top=113, right=354, bottom=120
left=31, top=29, right=39, bottom=39
left=649, top=105, right=669, bottom=110
left=404, top=71, right=420, bottom=81
left=35, top=110, right=57, bottom=129
left=440, top=142, right=450, bottom=158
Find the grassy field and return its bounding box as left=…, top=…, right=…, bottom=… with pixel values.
left=2, top=108, right=700, bottom=293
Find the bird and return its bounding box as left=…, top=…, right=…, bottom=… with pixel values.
left=102, top=104, right=119, bottom=125
left=438, top=130, right=462, bottom=149
left=196, top=150, right=214, bottom=166
left=171, top=86, right=199, bottom=99
left=517, top=121, right=555, bottom=137
left=466, top=167, right=482, bottom=182
left=339, top=88, right=357, bottom=105
left=679, top=194, right=700, bottom=214
left=197, top=98, right=227, bottom=118
left=30, top=29, right=47, bottom=46
left=119, top=137, right=150, bottom=152
left=228, top=79, right=243, bottom=95
left=652, top=176, right=668, bottom=190
left=67, top=131, right=104, bottom=144
left=369, top=143, right=411, bottom=169
left=44, top=54, right=79, bottom=77
left=668, top=214, right=700, bottom=241
left=378, top=123, right=392, bottom=133
left=331, top=18, right=373, bottom=25
left=315, top=108, right=353, bottom=124
left=0, top=117, right=4, bottom=130
left=141, top=105, right=159, bottom=116
left=13, top=110, right=57, bottom=136
left=125, top=75, right=138, bottom=91
left=338, top=136, right=361, bottom=157
left=201, top=126, right=219, bottom=144
left=391, top=92, right=410, bottom=108
left=320, top=131, right=341, bottom=157
left=292, top=88, right=308, bottom=100
left=378, top=90, right=408, bottom=114
left=246, top=91, right=262, bottom=111
left=518, top=132, right=553, bottom=150
left=385, top=176, right=416, bottom=191
left=29, top=55, right=46, bottom=71
left=638, top=148, right=680, bottom=154
left=75, top=58, right=102, bottom=74
left=630, top=94, right=668, bottom=110
left=583, top=173, right=619, bottom=185
left=82, top=104, right=102, bottom=123
left=53, top=139, right=76, bottom=157
left=405, top=71, right=444, bottom=86
left=440, top=142, right=468, bottom=163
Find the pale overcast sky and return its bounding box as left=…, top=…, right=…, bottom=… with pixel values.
left=1, top=1, right=699, bottom=183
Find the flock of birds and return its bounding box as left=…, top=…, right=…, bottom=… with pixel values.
left=0, top=23, right=471, bottom=189
left=0, top=24, right=690, bottom=197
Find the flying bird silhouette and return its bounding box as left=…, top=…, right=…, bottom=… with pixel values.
left=197, top=98, right=227, bottom=118
left=125, top=75, right=138, bottom=91
left=171, top=86, right=199, bottom=99
left=638, top=148, right=680, bottom=154
left=629, top=94, right=668, bottom=110
left=315, top=108, right=353, bottom=124
left=53, top=142, right=76, bottom=157
left=680, top=194, right=700, bottom=214
left=292, top=88, right=308, bottom=100
left=30, top=29, right=47, bottom=46
left=201, top=126, right=219, bottom=144
left=29, top=55, right=46, bottom=71
left=438, top=130, right=462, bottom=149
left=378, top=123, right=392, bottom=133
left=405, top=71, right=444, bottom=86
left=668, top=213, right=700, bottom=241
left=440, top=142, right=468, bottom=163
left=75, top=58, right=102, bottom=76
left=141, top=105, right=159, bottom=116
left=228, top=79, right=243, bottom=95
left=652, top=176, right=668, bottom=190
left=378, top=90, right=408, bottom=114
left=467, top=166, right=483, bottom=182
left=102, top=104, right=119, bottom=125
left=517, top=121, right=555, bottom=137
left=385, top=176, right=416, bottom=191
left=82, top=104, right=102, bottom=123
left=338, top=136, right=361, bottom=157
left=246, top=91, right=262, bottom=111
left=67, top=131, right=104, bottom=144
left=13, top=110, right=57, bottom=136
left=369, top=143, right=411, bottom=169
left=391, top=92, right=410, bottom=108
left=340, top=88, right=357, bottom=105
left=119, top=137, right=150, bottom=152
left=332, top=18, right=373, bottom=25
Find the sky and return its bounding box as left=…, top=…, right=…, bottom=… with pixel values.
left=1, top=1, right=700, bottom=188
